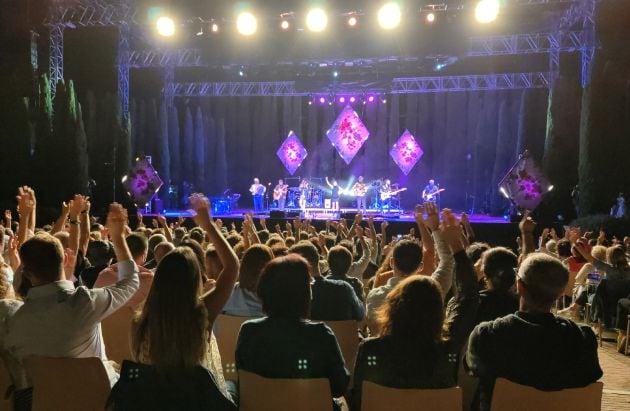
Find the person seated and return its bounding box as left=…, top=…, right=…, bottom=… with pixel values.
left=143, top=233, right=167, bottom=270
left=559, top=242, right=630, bottom=323
left=366, top=203, right=454, bottom=334
left=93, top=233, right=153, bottom=311
left=476, top=247, right=519, bottom=325
left=290, top=241, right=364, bottom=321
left=78, top=240, right=113, bottom=288
left=466, top=253, right=603, bottom=411
left=6, top=203, right=139, bottom=392
left=349, top=212, right=478, bottom=411
left=222, top=244, right=273, bottom=317
left=0, top=264, right=23, bottom=390
left=153, top=242, right=174, bottom=266
left=327, top=246, right=365, bottom=303
left=132, top=194, right=239, bottom=401
left=236, top=255, right=350, bottom=409
left=573, top=245, right=607, bottom=299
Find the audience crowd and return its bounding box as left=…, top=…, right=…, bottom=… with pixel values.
left=0, top=185, right=623, bottom=410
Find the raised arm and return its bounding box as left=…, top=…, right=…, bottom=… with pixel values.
left=16, top=187, right=34, bottom=246
left=51, top=201, right=70, bottom=235
left=79, top=199, right=91, bottom=255
left=191, top=194, right=239, bottom=325
left=518, top=210, right=536, bottom=263
left=67, top=195, right=87, bottom=255
left=415, top=205, right=436, bottom=274
left=424, top=202, right=454, bottom=297
left=157, top=214, right=173, bottom=243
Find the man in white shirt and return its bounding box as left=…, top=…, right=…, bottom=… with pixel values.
left=6, top=203, right=139, bottom=389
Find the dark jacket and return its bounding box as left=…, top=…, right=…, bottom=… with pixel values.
left=476, top=289, right=519, bottom=325
left=349, top=250, right=479, bottom=411
left=328, top=273, right=365, bottom=303
left=466, top=312, right=603, bottom=411
left=235, top=317, right=350, bottom=398
left=311, top=276, right=365, bottom=321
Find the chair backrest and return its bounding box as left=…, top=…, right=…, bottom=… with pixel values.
left=490, top=378, right=603, bottom=411
left=214, top=314, right=257, bottom=381
left=238, top=370, right=332, bottom=411
left=324, top=320, right=360, bottom=371
left=27, top=357, right=111, bottom=411
left=101, top=306, right=135, bottom=364
left=0, top=360, right=12, bottom=411
left=361, top=381, right=462, bottom=411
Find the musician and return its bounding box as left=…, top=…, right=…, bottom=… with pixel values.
left=422, top=179, right=440, bottom=204
left=325, top=177, right=341, bottom=211
left=380, top=179, right=392, bottom=211
left=273, top=179, right=289, bottom=210
left=352, top=176, right=368, bottom=212
left=299, top=178, right=309, bottom=211
left=249, top=178, right=266, bottom=212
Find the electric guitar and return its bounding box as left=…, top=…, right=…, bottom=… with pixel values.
left=273, top=185, right=288, bottom=201
left=381, top=187, right=407, bottom=200
left=422, top=188, right=446, bottom=202
left=352, top=183, right=368, bottom=197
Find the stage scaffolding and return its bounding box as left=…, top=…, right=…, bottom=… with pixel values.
left=44, top=0, right=599, bottom=106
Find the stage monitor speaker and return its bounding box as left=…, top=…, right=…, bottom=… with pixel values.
left=341, top=212, right=358, bottom=220
left=269, top=210, right=285, bottom=219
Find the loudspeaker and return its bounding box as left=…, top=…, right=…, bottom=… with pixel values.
left=341, top=212, right=358, bottom=220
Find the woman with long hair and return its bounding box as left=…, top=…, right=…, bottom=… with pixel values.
left=132, top=194, right=239, bottom=397
left=349, top=212, right=478, bottom=410
left=222, top=244, right=273, bottom=317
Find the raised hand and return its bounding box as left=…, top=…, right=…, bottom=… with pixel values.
left=136, top=212, right=144, bottom=227
left=215, top=218, right=223, bottom=230
left=16, top=187, right=34, bottom=218
left=189, top=193, right=212, bottom=228
left=106, top=203, right=129, bottom=240
left=414, top=204, right=426, bottom=226
left=151, top=218, right=159, bottom=229
left=157, top=214, right=168, bottom=227
left=69, top=195, right=87, bottom=217
left=518, top=210, right=535, bottom=234
left=381, top=220, right=389, bottom=231
left=4, top=209, right=11, bottom=221
left=597, top=230, right=606, bottom=245
left=259, top=218, right=267, bottom=229
left=440, top=209, right=464, bottom=252
left=424, top=202, right=440, bottom=231
left=550, top=227, right=558, bottom=241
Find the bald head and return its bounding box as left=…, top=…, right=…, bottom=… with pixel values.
left=154, top=242, right=175, bottom=264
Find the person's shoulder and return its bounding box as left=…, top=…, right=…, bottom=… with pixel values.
left=0, top=299, right=23, bottom=316
left=367, top=284, right=390, bottom=299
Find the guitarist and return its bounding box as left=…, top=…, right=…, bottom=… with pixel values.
left=273, top=179, right=289, bottom=210
left=380, top=179, right=392, bottom=212
left=352, top=176, right=368, bottom=212
left=422, top=179, right=441, bottom=204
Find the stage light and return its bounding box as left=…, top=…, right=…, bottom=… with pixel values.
left=426, top=13, right=436, bottom=24
left=211, top=22, right=219, bottom=33
left=238, top=70, right=245, bottom=77
left=156, top=16, right=175, bottom=37
left=499, top=187, right=510, bottom=199
left=319, top=97, right=326, bottom=104
left=382, top=98, right=387, bottom=104
left=281, top=19, right=290, bottom=30
left=236, top=12, right=257, bottom=36
left=332, top=71, right=339, bottom=78
left=308, top=100, right=313, bottom=105
left=348, top=16, right=358, bottom=27
left=548, top=185, right=555, bottom=192
left=339, top=97, right=346, bottom=103
left=349, top=96, right=356, bottom=103
left=306, top=8, right=328, bottom=32
left=378, top=2, right=401, bottom=30
left=368, top=96, right=375, bottom=103
left=475, top=0, right=500, bottom=24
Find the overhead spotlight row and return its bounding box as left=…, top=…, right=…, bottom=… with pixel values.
left=155, top=1, right=501, bottom=38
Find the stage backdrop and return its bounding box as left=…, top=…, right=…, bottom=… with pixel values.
left=128, top=89, right=549, bottom=213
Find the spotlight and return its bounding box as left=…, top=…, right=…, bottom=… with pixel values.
left=475, top=0, right=500, bottom=24
left=332, top=71, right=339, bottom=78
left=236, top=12, right=257, bottom=36
left=280, top=19, right=290, bottom=30
left=306, top=8, right=328, bottom=32
left=382, top=98, right=387, bottom=104
left=425, top=13, right=436, bottom=24
left=368, top=96, right=375, bottom=103
left=378, top=2, right=401, bottom=30
left=349, top=96, right=356, bottom=103
left=308, top=100, right=313, bottom=105
left=211, top=22, right=220, bottom=33
left=339, top=97, right=346, bottom=103
left=238, top=70, right=245, bottom=77
left=499, top=187, right=510, bottom=199
left=548, top=185, right=555, bottom=192
left=319, top=97, right=326, bottom=104
left=348, top=16, right=358, bottom=27
left=156, top=16, right=175, bottom=37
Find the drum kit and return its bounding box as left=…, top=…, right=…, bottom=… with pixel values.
left=287, top=187, right=323, bottom=208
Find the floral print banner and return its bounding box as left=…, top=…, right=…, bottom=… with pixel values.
left=276, top=131, right=308, bottom=175
left=499, top=151, right=551, bottom=210
left=390, top=129, right=423, bottom=175
left=326, top=105, right=370, bottom=164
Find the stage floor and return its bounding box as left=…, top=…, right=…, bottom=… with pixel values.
left=142, top=208, right=509, bottom=224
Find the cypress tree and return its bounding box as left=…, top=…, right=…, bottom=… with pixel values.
left=193, top=106, right=205, bottom=192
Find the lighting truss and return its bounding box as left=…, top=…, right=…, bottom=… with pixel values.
left=45, top=0, right=140, bottom=27
left=174, top=82, right=308, bottom=97
left=49, top=24, right=64, bottom=98
left=129, top=48, right=205, bottom=68
left=390, top=72, right=551, bottom=93
left=468, top=31, right=589, bottom=56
